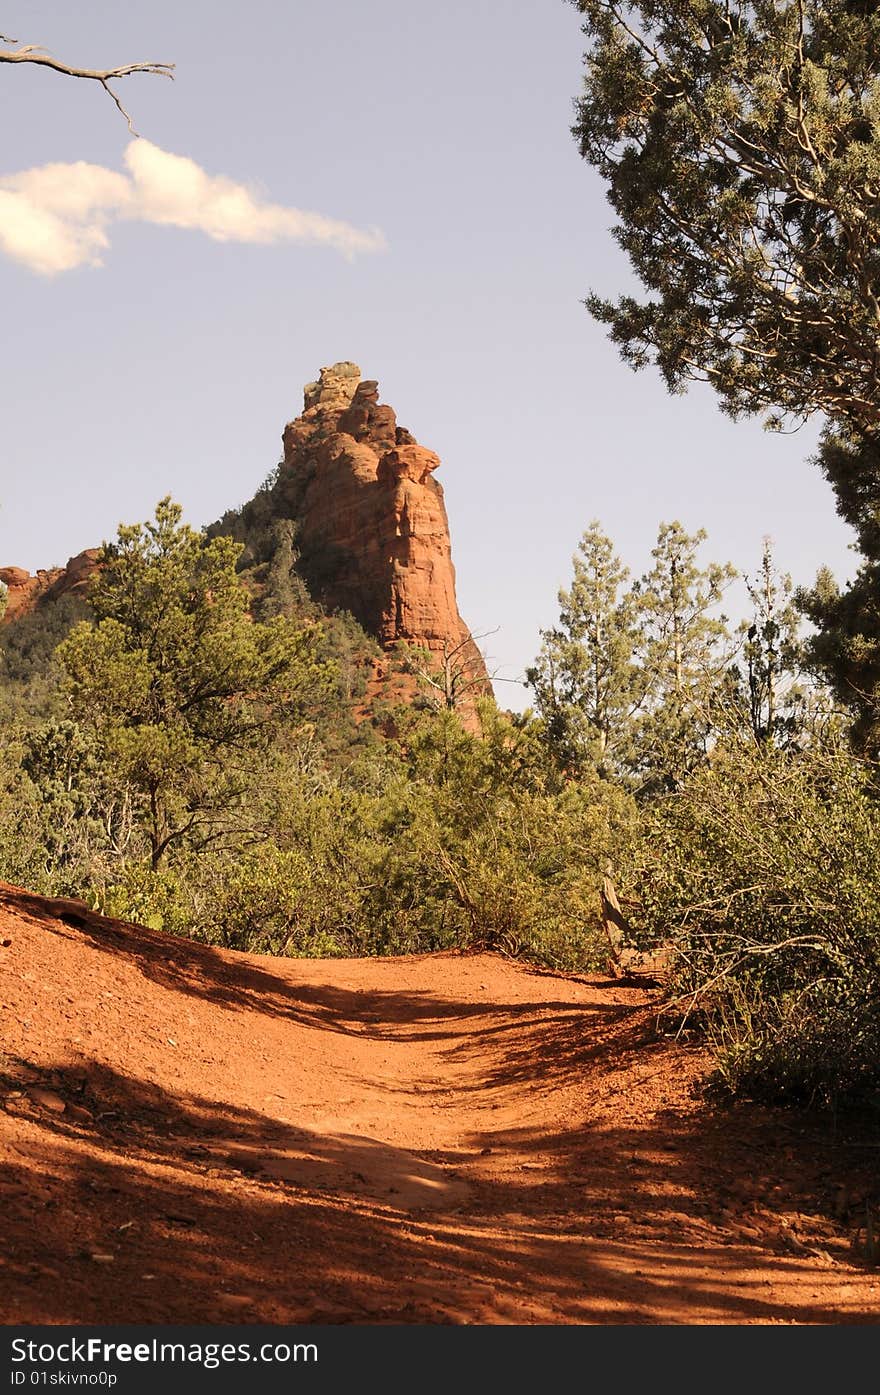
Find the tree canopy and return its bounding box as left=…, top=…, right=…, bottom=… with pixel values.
left=571, top=0, right=880, bottom=435
left=57, top=498, right=333, bottom=868
left=572, top=0, right=880, bottom=745
left=526, top=518, right=739, bottom=787
left=526, top=521, right=645, bottom=779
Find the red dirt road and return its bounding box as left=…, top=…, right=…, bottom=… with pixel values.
left=1, top=882, right=878, bottom=1325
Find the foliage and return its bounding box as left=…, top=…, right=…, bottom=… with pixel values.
left=633, top=520, right=736, bottom=787
left=0, top=534, right=636, bottom=973
left=255, top=518, right=315, bottom=620
left=731, top=537, right=807, bottom=745
left=0, top=592, right=91, bottom=719
left=629, top=737, right=880, bottom=1106
left=56, top=498, right=334, bottom=868
left=212, top=492, right=383, bottom=760
left=0, top=732, right=58, bottom=892
left=54, top=703, right=635, bottom=972
left=572, top=1, right=880, bottom=436
left=799, top=430, right=880, bottom=755
left=527, top=518, right=738, bottom=790
left=6, top=485, right=879, bottom=1112
left=572, top=3, right=880, bottom=746
left=526, top=521, right=646, bottom=778
left=198, top=706, right=634, bottom=967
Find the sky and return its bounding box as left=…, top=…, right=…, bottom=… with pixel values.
left=0, top=1, right=858, bottom=708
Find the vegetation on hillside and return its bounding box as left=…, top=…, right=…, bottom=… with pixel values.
left=4, top=492, right=878, bottom=1112
left=567, top=0, right=880, bottom=1109
left=0, top=501, right=638, bottom=968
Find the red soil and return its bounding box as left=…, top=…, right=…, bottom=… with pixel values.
left=1, top=881, right=878, bottom=1325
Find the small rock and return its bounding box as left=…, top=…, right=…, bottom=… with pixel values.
left=0, top=938, right=12, bottom=948
left=6, top=1063, right=41, bottom=1084
left=90, top=1253, right=115, bottom=1264
left=29, top=1088, right=66, bottom=1115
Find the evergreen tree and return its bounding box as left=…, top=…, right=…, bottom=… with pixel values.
left=799, top=558, right=880, bottom=754
left=526, top=521, right=645, bottom=778
left=57, top=498, right=333, bottom=869
left=258, top=519, right=313, bottom=620
left=571, top=1, right=880, bottom=746
left=737, top=538, right=805, bottom=745
left=798, top=430, right=880, bottom=753
left=571, top=2, right=880, bottom=441
left=634, top=521, right=735, bottom=786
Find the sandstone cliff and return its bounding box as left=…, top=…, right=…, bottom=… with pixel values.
left=2, top=364, right=491, bottom=711
left=0, top=550, right=100, bottom=623
left=273, top=361, right=490, bottom=699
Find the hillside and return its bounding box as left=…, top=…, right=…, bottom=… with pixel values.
left=1, top=882, right=878, bottom=1325
left=1, top=362, right=491, bottom=722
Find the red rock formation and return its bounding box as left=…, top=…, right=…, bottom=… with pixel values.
left=278, top=362, right=491, bottom=701
left=0, top=550, right=100, bottom=622
left=2, top=364, right=491, bottom=714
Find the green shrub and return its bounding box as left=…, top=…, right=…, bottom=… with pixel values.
left=94, top=861, right=192, bottom=935
left=184, top=843, right=351, bottom=955
left=631, top=739, right=880, bottom=1107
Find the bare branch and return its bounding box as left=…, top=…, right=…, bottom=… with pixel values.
left=0, top=36, right=174, bottom=133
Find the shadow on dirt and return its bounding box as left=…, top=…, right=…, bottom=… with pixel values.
left=2, top=1054, right=878, bottom=1326
left=2, top=886, right=624, bottom=1050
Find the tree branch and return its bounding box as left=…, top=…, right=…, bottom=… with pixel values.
left=0, top=36, right=174, bottom=133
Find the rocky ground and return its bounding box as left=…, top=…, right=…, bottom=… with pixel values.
left=1, top=881, right=878, bottom=1325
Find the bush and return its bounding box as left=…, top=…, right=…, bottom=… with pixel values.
left=0, top=607, right=637, bottom=980
left=630, top=738, right=880, bottom=1107
left=72, top=708, right=636, bottom=973
left=95, top=861, right=193, bottom=935
left=181, top=843, right=351, bottom=956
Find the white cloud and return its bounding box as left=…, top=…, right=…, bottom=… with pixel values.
left=0, top=189, right=104, bottom=275
left=0, top=140, right=386, bottom=275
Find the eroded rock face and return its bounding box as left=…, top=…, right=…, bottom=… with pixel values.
left=277, top=362, right=490, bottom=696
left=2, top=364, right=491, bottom=713
left=0, top=551, right=100, bottom=622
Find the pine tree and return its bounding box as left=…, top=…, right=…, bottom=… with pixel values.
left=634, top=521, right=735, bottom=787
left=570, top=1, right=880, bottom=747
left=526, top=521, right=645, bottom=778
left=57, top=498, right=333, bottom=869
left=737, top=538, right=805, bottom=745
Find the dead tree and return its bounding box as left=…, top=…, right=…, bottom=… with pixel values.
left=601, top=871, right=632, bottom=975
left=400, top=631, right=496, bottom=714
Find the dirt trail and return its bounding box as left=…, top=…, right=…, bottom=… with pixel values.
left=1, top=882, right=878, bottom=1325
